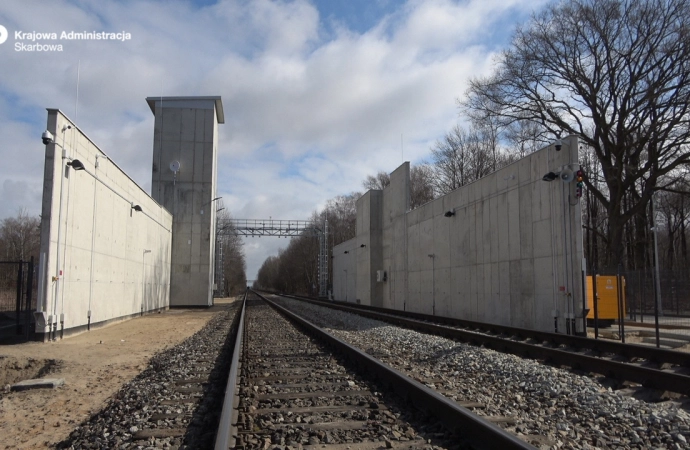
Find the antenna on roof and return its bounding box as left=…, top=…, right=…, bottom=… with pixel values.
left=75, top=59, right=80, bottom=122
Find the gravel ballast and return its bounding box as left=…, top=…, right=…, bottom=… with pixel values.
left=56, top=305, right=238, bottom=450
left=275, top=297, right=690, bottom=450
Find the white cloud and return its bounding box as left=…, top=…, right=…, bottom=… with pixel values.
left=0, top=0, right=542, bottom=278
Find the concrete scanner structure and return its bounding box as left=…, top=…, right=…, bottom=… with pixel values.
left=333, top=136, right=586, bottom=335
left=35, top=96, right=223, bottom=341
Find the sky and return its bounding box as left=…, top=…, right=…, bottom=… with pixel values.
left=0, top=0, right=547, bottom=280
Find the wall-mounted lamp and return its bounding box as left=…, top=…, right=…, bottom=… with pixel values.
left=444, top=209, right=455, bottom=217
left=428, top=253, right=435, bottom=258
left=360, top=244, right=366, bottom=248
left=554, top=138, right=562, bottom=151
left=67, top=159, right=85, bottom=171
left=542, top=172, right=559, bottom=182
left=344, top=251, right=349, bottom=254
left=200, top=196, right=222, bottom=214
left=95, top=154, right=109, bottom=168
left=131, top=204, right=143, bottom=212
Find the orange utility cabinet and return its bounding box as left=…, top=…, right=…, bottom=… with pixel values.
left=586, top=275, right=626, bottom=327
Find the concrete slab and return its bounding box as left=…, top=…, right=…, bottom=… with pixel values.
left=11, top=378, right=65, bottom=391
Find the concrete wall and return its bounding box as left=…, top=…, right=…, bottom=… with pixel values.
left=147, top=96, right=224, bottom=307
left=335, top=137, right=585, bottom=334
left=355, top=190, right=383, bottom=306
left=382, top=163, right=410, bottom=311
left=333, top=239, right=357, bottom=302
left=37, top=110, right=173, bottom=340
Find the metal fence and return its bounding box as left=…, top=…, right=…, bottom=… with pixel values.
left=625, top=269, right=690, bottom=320
left=590, top=268, right=690, bottom=349
left=0, top=257, right=37, bottom=342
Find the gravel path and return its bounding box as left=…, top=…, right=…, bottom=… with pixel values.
left=275, top=297, right=690, bottom=450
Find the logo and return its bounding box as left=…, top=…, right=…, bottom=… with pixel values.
left=0, top=25, right=8, bottom=44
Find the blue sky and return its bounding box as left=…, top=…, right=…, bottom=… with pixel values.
left=0, top=0, right=546, bottom=279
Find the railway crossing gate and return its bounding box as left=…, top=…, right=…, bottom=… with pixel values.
left=217, top=219, right=329, bottom=297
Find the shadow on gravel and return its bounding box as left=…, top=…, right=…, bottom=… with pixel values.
left=180, top=303, right=242, bottom=448
left=54, top=302, right=242, bottom=450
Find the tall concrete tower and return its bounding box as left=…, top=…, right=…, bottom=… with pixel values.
left=146, top=96, right=224, bottom=306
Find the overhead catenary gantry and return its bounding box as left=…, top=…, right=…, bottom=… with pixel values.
left=217, top=219, right=329, bottom=298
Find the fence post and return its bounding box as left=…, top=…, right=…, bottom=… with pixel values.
left=673, top=276, right=679, bottom=316
left=593, top=265, right=599, bottom=339
left=653, top=270, right=661, bottom=348
left=15, top=261, right=24, bottom=334
left=25, top=257, right=34, bottom=340
left=638, top=272, right=643, bottom=324
left=617, top=263, right=625, bottom=344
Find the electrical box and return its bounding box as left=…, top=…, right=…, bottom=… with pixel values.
left=586, top=275, right=626, bottom=325
left=33, top=311, right=47, bottom=328
left=376, top=270, right=387, bottom=282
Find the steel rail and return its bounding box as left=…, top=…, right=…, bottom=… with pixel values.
left=278, top=294, right=690, bottom=396
left=334, top=300, right=690, bottom=366
left=214, top=292, right=246, bottom=450
left=255, top=291, right=536, bottom=450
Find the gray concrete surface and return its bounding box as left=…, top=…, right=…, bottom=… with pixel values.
left=335, top=137, right=585, bottom=334
left=147, top=96, right=224, bottom=307
left=37, top=109, right=173, bottom=341
left=334, top=239, right=358, bottom=302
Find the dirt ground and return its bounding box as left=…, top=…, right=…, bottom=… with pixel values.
left=0, top=298, right=237, bottom=450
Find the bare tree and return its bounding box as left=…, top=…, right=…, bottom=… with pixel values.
left=410, top=164, right=435, bottom=208
left=656, top=187, right=690, bottom=269
left=362, top=172, right=390, bottom=191
left=216, top=205, right=247, bottom=296
left=322, top=193, right=360, bottom=247
left=362, top=166, right=436, bottom=209
left=430, top=124, right=506, bottom=195
left=0, top=209, right=40, bottom=261
left=463, top=0, right=690, bottom=269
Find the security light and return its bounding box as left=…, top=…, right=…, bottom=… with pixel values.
left=542, top=172, right=559, bottom=182
left=131, top=204, right=143, bottom=212
left=444, top=210, right=455, bottom=217
left=67, top=159, right=85, bottom=171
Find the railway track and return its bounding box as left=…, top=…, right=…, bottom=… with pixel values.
left=263, top=294, right=690, bottom=449
left=215, top=292, right=534, bottom=450
left=59, top=301, right=242, bottom=449
left=276, top=293, right=690, bottom=397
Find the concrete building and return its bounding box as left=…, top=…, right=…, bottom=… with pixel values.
left=333, top=136, right=585, bottom=334
left=36, top=110, right=173, bottom=341
left=147, top=96, right=224, bottom=307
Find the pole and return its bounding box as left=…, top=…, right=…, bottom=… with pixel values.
left=617, top=263, right=625, bottom=344
left=428, top=254, right=436, bottom=315
left=651, top=195, right=661, bottom=348
left=652, top=194, right=663, bottom=317
left=25, top=257, right=34, bottom=339
left=142, top=250, right=151, bottom=316
left=593, top=265, right=599, bottom=339
left=15, top=261, right=23, bottom=334
left=580, top=261, right=587, bottom=336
